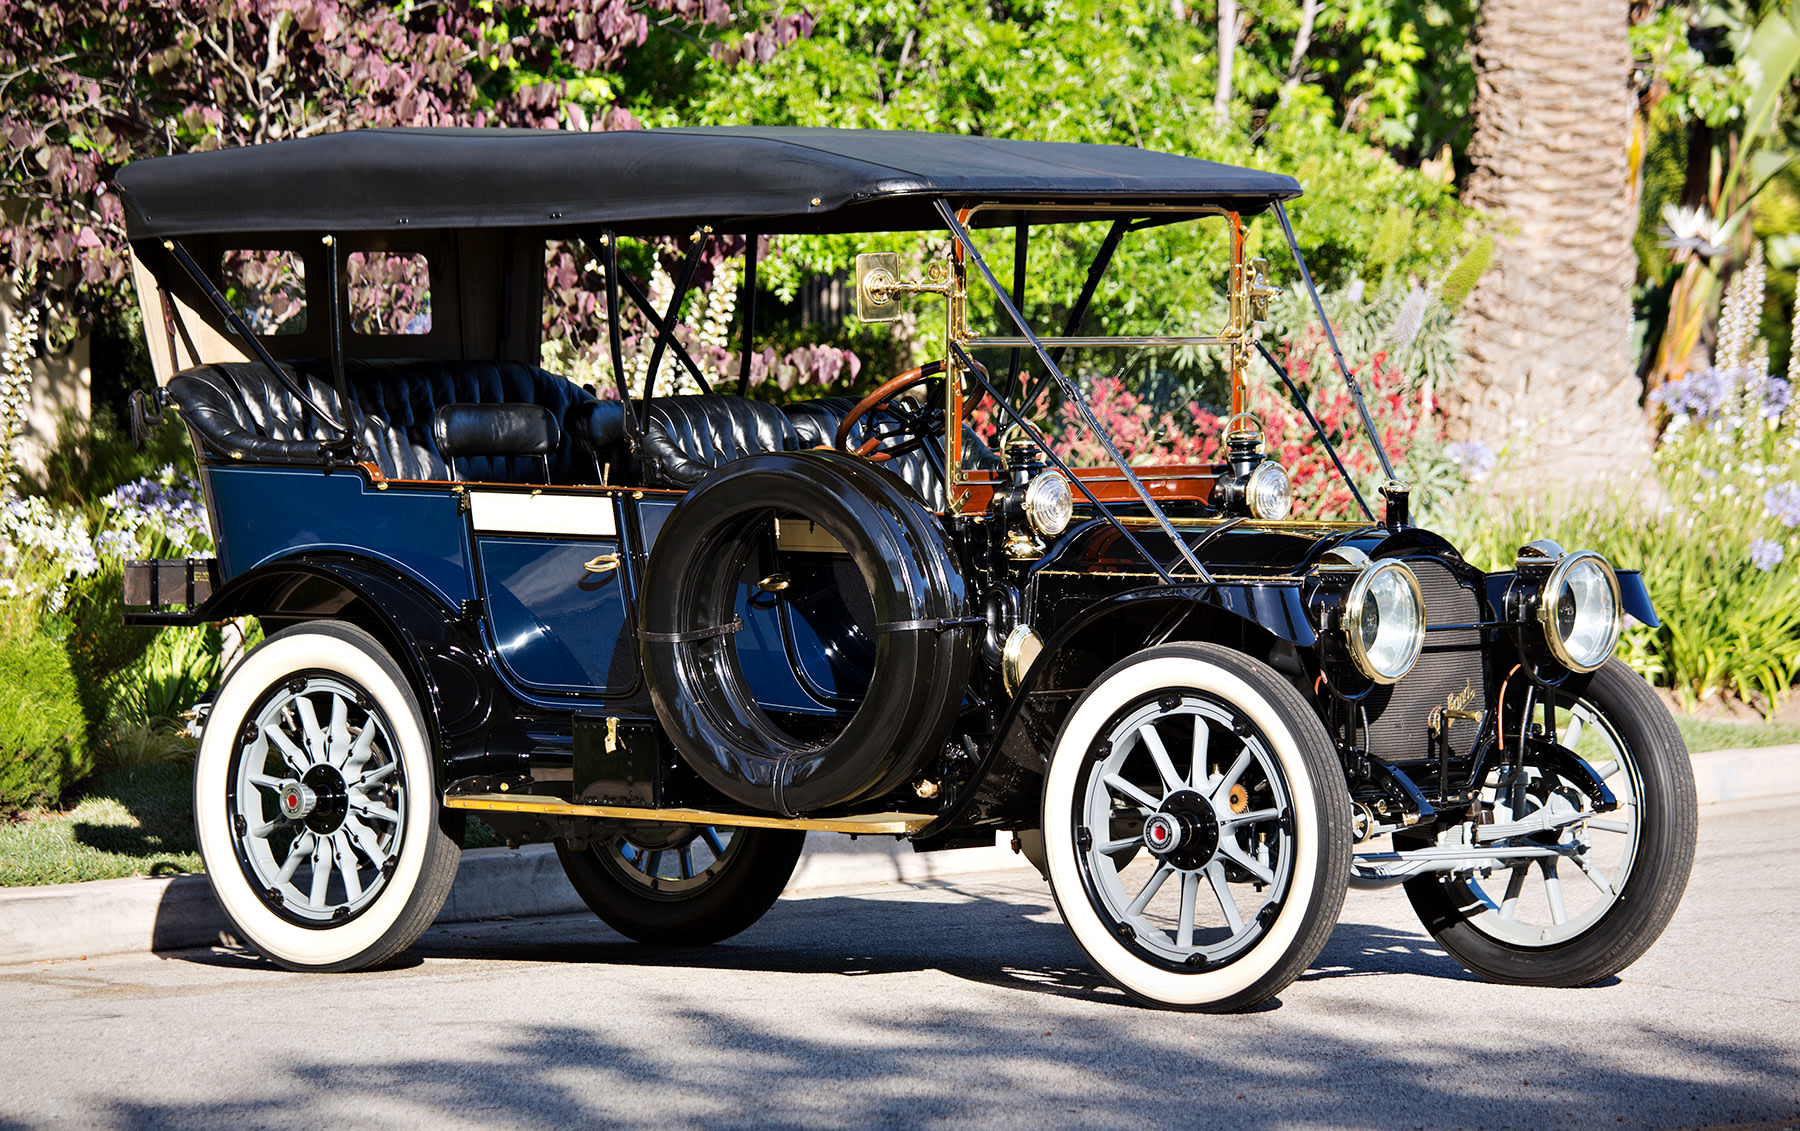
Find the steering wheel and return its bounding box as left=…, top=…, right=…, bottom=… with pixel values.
left=834, top=360, right=945, bottom=462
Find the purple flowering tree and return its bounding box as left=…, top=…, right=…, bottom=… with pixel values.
left=0, top=0, right=793, bottom=340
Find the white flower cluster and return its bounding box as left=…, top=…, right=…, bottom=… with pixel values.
left=98, top=464, right=212, bottom=558
left=0, top=491, right=99, bottom=613
left=1716, top=244, right=1770, bottom=380
left=0, top=302, right=40, bottom=491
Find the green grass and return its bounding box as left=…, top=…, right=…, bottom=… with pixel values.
left=0, top=764, right=200, bottom=886
left=1673, top=716, right=1800, bottom=753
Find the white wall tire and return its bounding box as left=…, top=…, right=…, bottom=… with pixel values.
left=194, top=621, right=459, bottom=971
left=1042, top=643, right=1351, bottom=1011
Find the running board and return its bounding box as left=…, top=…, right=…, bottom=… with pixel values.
left=442, top=791, right=935, bottom=836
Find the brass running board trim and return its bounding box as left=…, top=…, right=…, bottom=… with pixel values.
left=443, top=793, right=934, bottom=835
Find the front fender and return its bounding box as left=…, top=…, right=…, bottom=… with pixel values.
left=925, top=583, right=1314, bottom=837
left=1617, top=569, right=1658, bottom=628
left=1482, top=567, right=1659, bottom=629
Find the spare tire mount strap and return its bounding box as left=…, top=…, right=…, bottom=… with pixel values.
left=640, top=617, right=745, bottom=644
left=877, top=616, right=984, bottom=634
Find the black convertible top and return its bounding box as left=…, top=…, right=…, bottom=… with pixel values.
left=116, top=126, right=1302, bottom=238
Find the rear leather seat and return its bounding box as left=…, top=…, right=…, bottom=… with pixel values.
left=168, top=359, right=603, bottom=483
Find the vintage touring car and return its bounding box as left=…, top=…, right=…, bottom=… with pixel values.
left=112, top=127, right=1696, bottom=1011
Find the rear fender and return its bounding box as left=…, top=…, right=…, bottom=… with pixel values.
left=198, top=554, right=520, bottom=802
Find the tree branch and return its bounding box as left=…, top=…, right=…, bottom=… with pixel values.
left=1284, top=0, right=1319, bottom=91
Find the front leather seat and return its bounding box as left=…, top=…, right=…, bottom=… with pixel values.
left=636, top=395, right=802, bottom=488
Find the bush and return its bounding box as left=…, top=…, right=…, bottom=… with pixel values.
left=1448, top=500, right=1800, bottom=711
left=0, top=634, right=91, bottom=812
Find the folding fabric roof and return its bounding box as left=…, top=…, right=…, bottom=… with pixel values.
left=116, top=126, right=1303, bottom=238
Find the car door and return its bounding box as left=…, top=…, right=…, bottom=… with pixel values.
left=467, top=487, right=637, bottom=696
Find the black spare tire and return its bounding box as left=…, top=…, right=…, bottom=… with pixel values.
left=639, top=450, right=974, bottom=816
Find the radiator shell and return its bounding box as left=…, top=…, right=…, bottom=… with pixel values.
left=1362, top=557, right=1487, bottom=767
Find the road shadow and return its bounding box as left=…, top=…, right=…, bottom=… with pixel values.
left=87, top=991, right=1800, bottom=1130
left=176, top=875, right=1506, bottom=1003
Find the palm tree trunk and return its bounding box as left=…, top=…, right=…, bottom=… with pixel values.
left=1449, top=0, right=1653, bottom=497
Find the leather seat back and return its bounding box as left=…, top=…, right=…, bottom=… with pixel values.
left=432, top=403, right=561, bottom=483
left=638, top=395, right=802, bottom=488
left=167, top=359, right=603, bottom=482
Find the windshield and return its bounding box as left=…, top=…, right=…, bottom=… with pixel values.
left=922, top=203, right=1395, bottom=540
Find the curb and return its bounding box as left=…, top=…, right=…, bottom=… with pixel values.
left=3, top=744, right=1793, bottom=968
left=0, top=834, right=1030, bottom=967
left=1689, top=743, right=1800, bottom=805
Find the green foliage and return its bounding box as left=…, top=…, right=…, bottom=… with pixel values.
left=0, top=634, right=91, bottom=813
left=106, top=625, right=223, bottom=737
left=1672, top=715, right=1800, bottom=751
left=1447, top=499, right=1800, bottom=712
left=25, top=404, right=195, bottom=514
left=0, top=763, right=200, bottom=885
left=1437, top=235, right=1493, bottom=311
left=1326, top=0, right=1481, bottom=158
left=652, top=0, right=1478, bottom=290
left=55, top=570, right=153, bottom=749
left=1445, top=329, right=1800, bottom=710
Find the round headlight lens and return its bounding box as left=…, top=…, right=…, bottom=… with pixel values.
left=1246, top=462, right=1292, bottom=521
left=1540, top=551, right=1622, bottom=672
left=1346, top=561, right=1424, bottom=684
left=1023, top=472, right=1074, bottom=537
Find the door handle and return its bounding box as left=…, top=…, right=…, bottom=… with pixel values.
left=583, top=553, right=621, bottom=574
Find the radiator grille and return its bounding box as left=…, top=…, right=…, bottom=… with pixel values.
left=1362, top=558, right=1486, bottom=765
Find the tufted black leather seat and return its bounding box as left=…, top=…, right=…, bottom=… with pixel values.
left=168, top=358, right=607, bottom=483
left=636, top=395, right=802, bottom=489
left=166, top=358, right=996, bottom=496
left=785, top=396, right=1001, bottom=510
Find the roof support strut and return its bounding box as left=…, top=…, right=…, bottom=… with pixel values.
left=1273, top=200, right=1398, bottom=484
left=160, top=237, right=354, bottom=447
left=595, top=231, right=641, bottom=452
left=638, top=232, right=711, bottom=428
left=1255, top=341, right=1376, bottom=522
left=953, top=342, right=1195, bottom=585
left=737, top=235, right=759, bottom=397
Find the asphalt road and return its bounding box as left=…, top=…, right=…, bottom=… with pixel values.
left=2, top=796, right=1797, bottom=1131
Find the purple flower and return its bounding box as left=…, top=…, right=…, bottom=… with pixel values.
left=1652, top=369, right=1731, bottom=420
left=1764, top=378, right=1792, bottom=420
left=95, top=529, right=140, bottom=559
left=1767, top=483, right=1800, bottom=528
left=1445, top=439, right=1497, bottom=478
left=1750, top=537, right=1785, bottom=572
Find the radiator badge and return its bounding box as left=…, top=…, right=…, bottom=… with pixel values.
left=1427, top=679, right=1479, bottom=736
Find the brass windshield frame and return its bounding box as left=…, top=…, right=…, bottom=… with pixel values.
left=937, top=203, right=1264, bottom=516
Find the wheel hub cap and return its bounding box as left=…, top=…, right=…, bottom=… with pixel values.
left=277, top=781, right=316, bottom=821
left=1144, top=790, right=1220, bottom=871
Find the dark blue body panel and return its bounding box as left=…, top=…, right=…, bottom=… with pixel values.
left=205, top=466, right=472, bottom=608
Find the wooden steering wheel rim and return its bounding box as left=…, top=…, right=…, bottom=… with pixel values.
left=834, top=359, right=945, bottom=455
